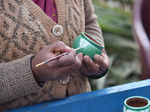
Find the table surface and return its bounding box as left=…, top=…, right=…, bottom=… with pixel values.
left=7, top=79, right=150, bottom=112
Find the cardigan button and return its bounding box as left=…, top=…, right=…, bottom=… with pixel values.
left=52, top=24, right=64, bottom=37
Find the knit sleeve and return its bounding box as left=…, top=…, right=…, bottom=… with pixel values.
left=84, top=0, right=104, bottom=47
left=0, top=55, right=40, bottom=104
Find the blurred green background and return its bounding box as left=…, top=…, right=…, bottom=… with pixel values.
left=91, top=0, right=141, bottom=90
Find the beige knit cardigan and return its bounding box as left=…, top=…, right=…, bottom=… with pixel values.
left=0, top=0, right=104, bottom=110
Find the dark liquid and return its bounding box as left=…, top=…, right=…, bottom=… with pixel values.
left=126, top=98, right=148, bottom=107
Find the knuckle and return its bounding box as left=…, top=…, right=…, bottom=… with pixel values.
left=103, top=61, right=109, bottom=69
left=56, top=41, right=65, bottom=46
left=69, top=54, right=76, bottom=62
left=74, top=61, right=81, bottom=68
left=105, top=57, right=110, bottom=67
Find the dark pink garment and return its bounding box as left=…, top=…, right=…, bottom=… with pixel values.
left=32, top=0, right=58, bottom=23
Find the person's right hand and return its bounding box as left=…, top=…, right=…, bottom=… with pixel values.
left=31, top=41, right=82, bottom=82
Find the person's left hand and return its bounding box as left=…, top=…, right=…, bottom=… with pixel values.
left=80, top=49, right=109, bottom=78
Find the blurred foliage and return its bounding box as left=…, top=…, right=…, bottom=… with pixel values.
left=112, top=0, right=133, bottom=6
left=92, top=0, right=141, bottom=89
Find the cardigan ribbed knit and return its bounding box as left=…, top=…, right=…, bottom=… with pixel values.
left=0, top=0, right=104, bottom=110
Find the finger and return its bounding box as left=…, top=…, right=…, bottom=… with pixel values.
left=56, top=51, right=76, bottom=67
left=76, top=53, right=83, bottom=66
left=83, top=55, right=99, bottom=73
left=71, top=53, right=83, bottom=70
left=46, top=50, right=76, bottom=68
left=49, top=41, right=73, bottom=53
left=45, top=62, right=74, bottom=80
left=45, top=59, right=56, bottom=68
left=94, top=54, right=109, bottom=68
left=80, top=64, right=89, bottom=75
left=94, top=54, right=103, bottom=65
left=54, top=64, right=77, bottom=79
left=55, top=53, right=83, bottom=75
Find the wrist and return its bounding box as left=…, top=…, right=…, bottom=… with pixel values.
left=31, top=56, right=44, bottom=87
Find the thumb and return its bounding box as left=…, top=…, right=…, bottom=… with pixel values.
left=49, top=41, right=73, bottom=53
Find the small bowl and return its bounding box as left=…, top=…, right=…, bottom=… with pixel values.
left=72, top=32, right=104, bottom=59
left=123, top=96, right=150, bottom=112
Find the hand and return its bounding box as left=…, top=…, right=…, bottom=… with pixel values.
left=80, top=49, right=109, bottom=78
left=32, top=41, right=82, bottom=82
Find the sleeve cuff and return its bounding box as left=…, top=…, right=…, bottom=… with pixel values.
left=0, top=55, right=41, bottom=104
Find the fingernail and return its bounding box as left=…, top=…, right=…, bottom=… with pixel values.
left=78, top=53, right=83, bottom=57
left=66, top=46, right=71, bottom=49
left=63, top=46, right=72, bottom=52
left=84, top=55, right=89, bottom=58
left=76, top=56, right=81, bottom=64
left=80, top=53, right=83, bottom=55
left=95, top=54, right=99, bottom=57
